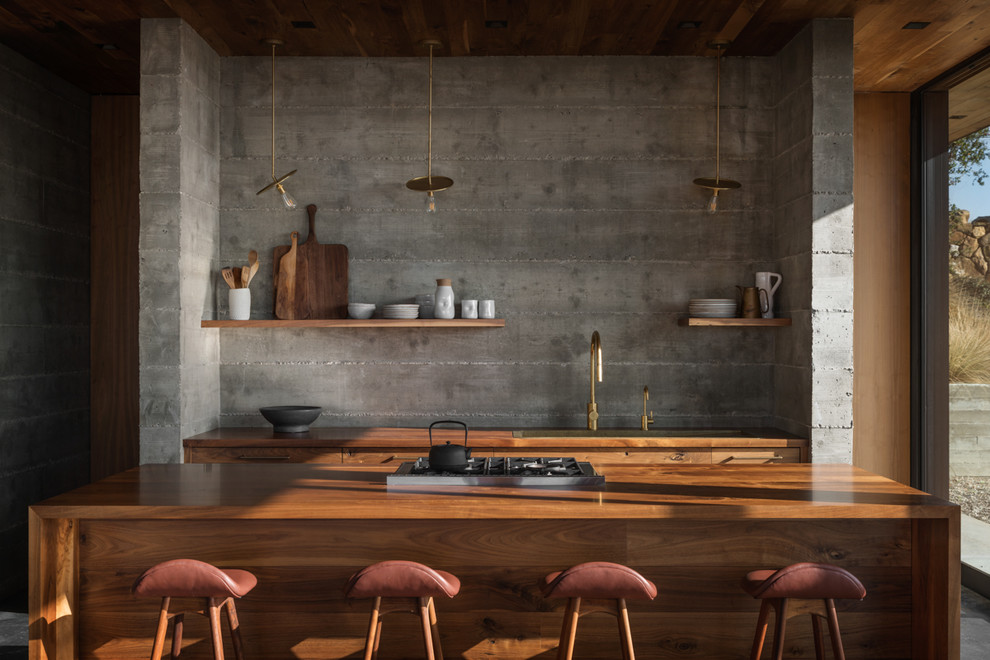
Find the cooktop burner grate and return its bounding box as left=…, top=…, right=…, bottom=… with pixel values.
left=386, top=456, right=605, bottom=487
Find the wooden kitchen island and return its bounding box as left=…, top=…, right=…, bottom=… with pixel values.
left=30, top=463, right=958, bottom=659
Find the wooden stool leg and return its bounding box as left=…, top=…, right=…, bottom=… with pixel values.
left=770, top=599, right=788, bottom=660
left=427, top=597, right=445, bottom=660
left=207, top=597, right=225, bottom=660
left=150, top=597, right=171, bottom=660
left=170, top=613, right=184, bottom=659
left=616, top=598, right=635, bottom=660
left=810, top=613, right=825, bottom=660
left=417, top=596, right=437, bottom=660
left=224, top=598, right=245, bottom=660
left=363, top=596, right=381, bottom=660
left=824, top=598, right=847, bottom=660
left=557, top=597, right=581, bottom=660
left=749, top=599, right=771, bottom=660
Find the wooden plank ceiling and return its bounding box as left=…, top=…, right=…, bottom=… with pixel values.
left=1, top=0, right=989, bottom=98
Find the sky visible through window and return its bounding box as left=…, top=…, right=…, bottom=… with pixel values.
left=951, top=153, right=990, bottom=221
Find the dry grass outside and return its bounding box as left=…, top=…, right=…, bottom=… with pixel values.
left=950, top=276, right=990, bottom=383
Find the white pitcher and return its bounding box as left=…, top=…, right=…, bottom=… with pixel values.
left=755, top=272, right=782, bottom=319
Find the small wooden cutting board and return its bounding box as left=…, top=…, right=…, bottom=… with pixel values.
left=274, top=231, right=308, bottom=320
left=273, top=205, right=348, bottom=319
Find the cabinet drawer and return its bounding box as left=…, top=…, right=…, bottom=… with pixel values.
left=341, top=450, right=428, bottom=465
left=498, top=448, right=710, bottom=464
left=712, top=448, right=802, bottom=464
left=186, top=447, right=342, bottom=463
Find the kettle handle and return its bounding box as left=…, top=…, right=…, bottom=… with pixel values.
left=429, top=420, right=469, bottom=447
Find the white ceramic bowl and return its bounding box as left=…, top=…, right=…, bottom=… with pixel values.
left=348, top=303, right=376, bottom=319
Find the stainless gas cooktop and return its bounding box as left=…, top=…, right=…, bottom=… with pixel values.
left=386, top=456, right=605, bottom=488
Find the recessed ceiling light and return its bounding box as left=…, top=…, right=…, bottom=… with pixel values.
left=902, top=21, right=930, bottom=29
left=98, top=43, right=118, bottom=50
left=291, top=20, right=316, bottom=29
left=678, top=21, right=702, bottom=29
left=485, top=20, right=508, bottom=29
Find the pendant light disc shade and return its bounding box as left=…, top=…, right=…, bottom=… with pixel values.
left=692, top=176, right=741, bottom=191
left=406, top=175, right=453, bottom=192
left=257, top=169, right=297, bottom=195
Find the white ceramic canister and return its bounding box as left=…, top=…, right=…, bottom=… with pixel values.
left=434, top=278, right=455, bottom=319
left=229, top=288, right=251, bottom=321
left=479, top=300, right=495, bottom=319
left=461, top=299, right=478, bottom=319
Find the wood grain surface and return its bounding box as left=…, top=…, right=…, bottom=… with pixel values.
left=273, top=205, right=348, bottom=319
left=29, top=464, right=959, bottom=659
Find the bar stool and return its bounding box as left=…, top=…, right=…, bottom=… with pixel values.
left=741, top=562, right=866, bottom=660
left=132, top=558, right=257, bottom=660
left=344, top=560, right=461, bottom=660
left=540, top=561, right=657, bottom=660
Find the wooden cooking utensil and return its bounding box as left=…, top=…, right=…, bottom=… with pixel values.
left=221, top=267, right=236, bottom=289
left=241, top=265, right=250, bottom=288
left=247, top=254, right=259, bottom=286
left=232, top=267, right=243, bottom=289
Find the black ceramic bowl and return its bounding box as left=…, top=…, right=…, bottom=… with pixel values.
left=259, top=406, right=322, bottom=433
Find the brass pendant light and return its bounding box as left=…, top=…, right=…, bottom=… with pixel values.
left=693, top=40, right=740, bottom=213
left=256, top=39, right=297, bottom=210
left=406, top=40, right=453, bottom=213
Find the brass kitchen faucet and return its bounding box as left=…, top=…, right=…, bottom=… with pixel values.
left=642, top=385, right=655, bottom=431
left=588, top=330, right=603, bottom=430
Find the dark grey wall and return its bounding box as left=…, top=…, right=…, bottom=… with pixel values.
left=0, top=43, right=90, bottom=598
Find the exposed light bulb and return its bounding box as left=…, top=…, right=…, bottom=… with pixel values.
left=426, top=191, right=436, bottom=213
left=277, top=183, right=297, bottom=210
left=706, top=191, right=719, bottom=214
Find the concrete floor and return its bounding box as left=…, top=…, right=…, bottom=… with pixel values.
left=3, top=587, right=989, bottom=658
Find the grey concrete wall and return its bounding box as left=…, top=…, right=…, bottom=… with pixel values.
left=136, top=18, right=856, bottom=461
left=139, top=19, right=221, bottom=462
left=0, top=43, right=90, bottom=598
left=215, top=53, right=784, bottom=430
left=950, top=384, right=990, bottom=477
left=772, top=20, right=855, bottom=460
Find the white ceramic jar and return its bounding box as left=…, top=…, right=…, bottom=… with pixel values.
left=434, top=278, right=455, bottom=319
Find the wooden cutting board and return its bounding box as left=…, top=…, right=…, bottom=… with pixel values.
left=274, top=231, right=308, bottom=320
left=273, top=204, right=348, bottom=319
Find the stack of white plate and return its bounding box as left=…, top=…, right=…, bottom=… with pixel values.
left=383, top=304, right=419, bottom=319
left=688, top=298, right=737, bottom=318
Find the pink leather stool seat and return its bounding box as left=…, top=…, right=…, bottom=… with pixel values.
left=132, top=559, right=256, bottom=660
left=541, top=562, right=657, bottom=660
left=133, top=558, right=257, bottom=599
left=742, top=563, right=866, bottom=660
left=542, top=561, right=658, bottom=600
left=344, top=561, right=460, bottom=660
left=345, top=560, right=460, bottom=599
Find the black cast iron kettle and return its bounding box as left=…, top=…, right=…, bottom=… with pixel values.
left=428, top=420, right=471, bottom=472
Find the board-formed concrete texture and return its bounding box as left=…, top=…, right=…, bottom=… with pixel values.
left=139, top=17, right=854, bottom=461
left=0, top=42, right=91, bottom=597
left=139, top=19, right=221, bottom=463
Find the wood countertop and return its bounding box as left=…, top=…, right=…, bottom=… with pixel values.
left=182, top=426, right=807, bottom=448
left=30, top=462, right=952, bottom=521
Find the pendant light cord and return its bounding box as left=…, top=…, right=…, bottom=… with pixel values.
left=427, top=43, right=434, bottom=184
left=270, top=42, right=277, bottom=182
left=714, top=46, right=722, bottom=184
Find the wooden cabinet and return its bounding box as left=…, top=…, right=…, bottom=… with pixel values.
left=712, top=447, right=802, bottom=464
left=184, top=428, right=807, bottom=465
left=184, top=447, right=342, bottom=463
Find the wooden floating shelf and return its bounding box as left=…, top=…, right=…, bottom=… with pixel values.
left=201, top=318, right=505, bottom=328
left=679, top=317, right=791, bottom=327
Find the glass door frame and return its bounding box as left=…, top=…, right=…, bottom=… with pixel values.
left=913, top=47, right=990, bottom=597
